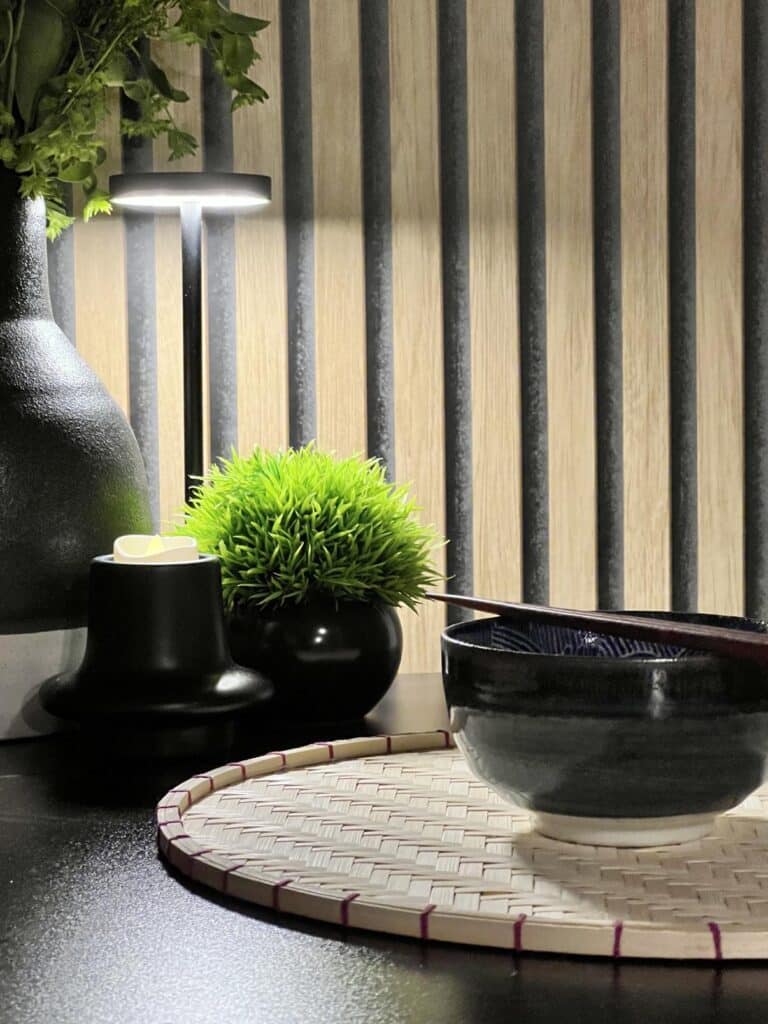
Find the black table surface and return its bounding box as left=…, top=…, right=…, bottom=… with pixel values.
left=1, top=672, right=767, bottom=1024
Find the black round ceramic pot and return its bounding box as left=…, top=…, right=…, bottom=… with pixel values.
left=0, top=169, right=152, bottom=632
left=442, top=612, right=768, bottom=846
left=228, top=598, right=403, bottom=722
left=40, top=556, right=274, bottom=727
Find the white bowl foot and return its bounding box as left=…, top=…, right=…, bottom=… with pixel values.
left=533, top=811, right=718, bottom=847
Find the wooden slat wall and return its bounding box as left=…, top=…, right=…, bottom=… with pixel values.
left=390, top=0, right=446, bottom=670
left=52, top=1, right=753, bottom=672
left=467, top=0, right=521, bottom=605
left=544, top=0, right=596, bottom=610
left=311, top=0, right=367, bottom=458
left=73, top=94, right=129, bottom=415
left=152, top=41, right=203, bottom=528
left=621, top=0, right=670, bottom=610
left=696, top=0, right=743, bottom=615
left=234, top=0, right=289, bottom=457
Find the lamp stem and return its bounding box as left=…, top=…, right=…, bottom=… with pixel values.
left=180, top=201, right=204, bottom=505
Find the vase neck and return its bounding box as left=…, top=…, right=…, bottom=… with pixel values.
left=0, top=170, right=53, bottom=321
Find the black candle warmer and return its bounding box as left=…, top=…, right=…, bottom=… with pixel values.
left=40, top=555, right=273, bottom=753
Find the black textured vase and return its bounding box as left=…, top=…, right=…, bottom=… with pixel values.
left=228, top=598, right=403, bottom=722
left=0, top=169, right=152, bottom=738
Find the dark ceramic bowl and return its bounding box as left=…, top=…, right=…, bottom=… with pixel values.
left=441, top=612, right=768, bottom=846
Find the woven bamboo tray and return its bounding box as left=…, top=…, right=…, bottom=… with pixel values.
left=157, top=730, right=768, bottom=961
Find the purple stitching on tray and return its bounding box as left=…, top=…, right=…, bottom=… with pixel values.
left=708, top=921, right=723, bottom=961
left=513, top=913, right=527, bottom=953
left=222, top=862, right=247, bottom=894
left=164, top=790, right=189, bottom=812
left=317, top=742, right=335, bottom=760
left=192, top=774, right=215, bottom=793
left=613, top=921, right=624, bottom=959
left=340, top=892, right=360, bottom=927
left=272, top=878, right=294, bottom=910
left=163, top=833, right=190, bottom=859
left=420, top=904, right=436, bottom=941
left=267, top=751, right=288, bottom=769
left=227, top=762, right=248, bottom=781
left=385, top=735, right=393, bottom=754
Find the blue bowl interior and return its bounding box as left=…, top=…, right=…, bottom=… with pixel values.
left=479, top=618, right=696, bottom=659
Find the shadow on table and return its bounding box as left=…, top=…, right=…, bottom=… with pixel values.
left=21, top=714, right=380, bottom=809
left=8, top=672, right=448, bottom=810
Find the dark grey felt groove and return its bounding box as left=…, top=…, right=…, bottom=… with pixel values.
left=360, top=0, right=396, bottom=481
left=122, top=75, right=160, bottom=527
left=202, top=43, right=238, bottom=464
left=743, top=0, right=768, bottom=620
left=592, top=0, right=623, bottom=610
left=47, top=234, right=76, bottom=345
left=515, top=0, right=549, bottom=605
left=439, top=0, right=474, bottom=624
left=47, top=185, right=76, bottom=346
left=281, top=0, right=317, bottom=448
left=668, top=0, right=698, bottom=612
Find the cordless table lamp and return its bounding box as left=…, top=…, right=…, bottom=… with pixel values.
left=109, top=171, right=271, bottom=503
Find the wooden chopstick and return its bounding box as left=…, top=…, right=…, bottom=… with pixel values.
left=428, top=592, right=768, bottom=666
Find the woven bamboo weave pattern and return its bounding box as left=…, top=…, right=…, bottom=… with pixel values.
left=157, top=732, right=768, bottom=960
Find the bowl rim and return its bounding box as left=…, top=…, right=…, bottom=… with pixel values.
left=440, top=615, right=743, bottom=668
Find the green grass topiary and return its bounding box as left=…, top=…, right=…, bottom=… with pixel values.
left=177, top=447, right=442, bottom=613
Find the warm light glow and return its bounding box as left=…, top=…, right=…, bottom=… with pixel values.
left=145, top=535, right=166, bottom=556
left=113, top=534, right=199, bottom=564
left=112, top=191, right=269, bottom=210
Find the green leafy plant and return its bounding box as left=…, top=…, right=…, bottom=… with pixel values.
left=0, top=0, right=268, bottom=237
left=178, top=447, right=443, bottom=612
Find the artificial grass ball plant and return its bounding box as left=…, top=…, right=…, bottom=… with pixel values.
left=179, top=447, right=442, bottom=613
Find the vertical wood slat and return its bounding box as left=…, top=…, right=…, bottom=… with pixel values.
left=621, top=0, right=669, bottom=611
left=360, top=0, right=396, bottom=478
left=152, top=41, right=202, bottom=526
left=235, top=0, right=289, bottom=456
left=743, top=0, right=768, bottom=620
left=282, top=0, right=317, bottom=448
left=310, top=0, right=366, bottom=458
left=202, top=33, right=239, bottom=464
left=439, top=0, right=473, bottom=621
left=73, top=93, right=129, bottom=415
left=515, top=0, right=549, bottom=605
left=668, top=0, right=698, bottom=611
left=468, top=0, right=524, bottom=606
left=544, top=0, right=596, bottom=611
left=696, top=0, right=743, bottom=615
left=390, top=0, right=445, bottom=672
left=468, top=0, right=521, bottom=606
left=592, top=0, right=624, bottom=610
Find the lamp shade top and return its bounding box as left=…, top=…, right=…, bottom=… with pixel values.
left=109, top=171, right=271, bottom=210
